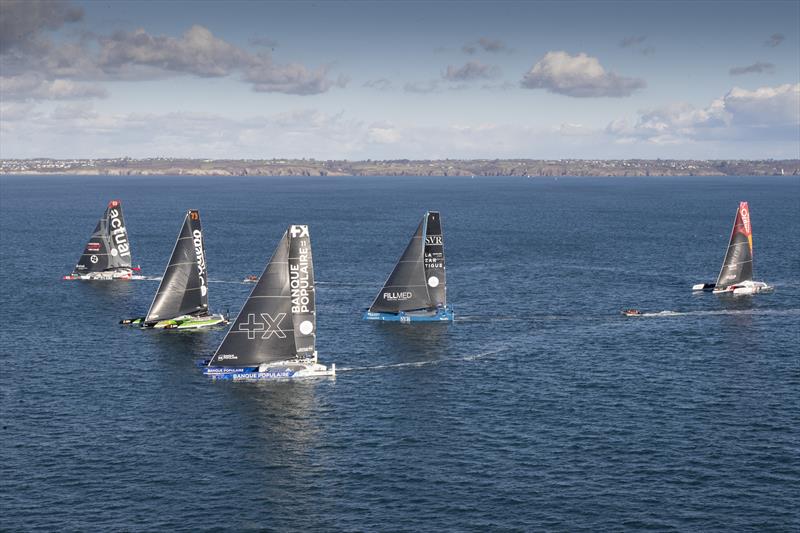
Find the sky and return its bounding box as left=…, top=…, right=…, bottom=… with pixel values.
left=0, top=0, right=798, bottom=160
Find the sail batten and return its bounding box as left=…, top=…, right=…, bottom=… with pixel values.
left=145, top=210, right=208, bottom=323
left=209, top=225, right=316, bottom=368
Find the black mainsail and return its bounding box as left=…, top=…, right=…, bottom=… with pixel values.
left=423, top=211, right=447, bottom=307
left=715, top=201, right=754, bottom=290
left=369, top=211, right=447, bottom=313
left=145, top=210, right=209, bottom=324
left=73, top=199, right=133, bottom=275
left=208, top=225, right=316, bottom=368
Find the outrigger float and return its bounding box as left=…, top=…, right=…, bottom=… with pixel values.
left=201, top=225, right=334, bottom=380
left=363, top=211, right=454, bottom=323
left=692, top=201, right=773, bottom=296
left=121, top=209, right=226, bottom=330
left=64, top=199, right=140, bottom=280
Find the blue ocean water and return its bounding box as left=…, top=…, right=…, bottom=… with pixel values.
left=1, top=175, right=798, bottom=531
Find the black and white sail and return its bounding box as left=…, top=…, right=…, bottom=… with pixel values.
left=73, top=199, right=133, bottom=275
left=423, top=211, right=447, bottom=307
left=145, top=210, right=209, bottom=324
left=715, top=201, right=754, bottom=290
left=208, top=225, right=316, bottom=368
left=369, top=211, right=447, bottom=313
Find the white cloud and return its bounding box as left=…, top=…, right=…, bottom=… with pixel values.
left=442, top=61, right=500, bottom=81
left=521, top=51, right=645, bottom=97
left=0, top=74, right=107, bottom=101
left=729, top=61, right=775, bottom=76
left=607, top=83, right=800, bottom=144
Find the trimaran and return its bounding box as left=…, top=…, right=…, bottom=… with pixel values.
left=201, top=224, right=334, bottom=380
left=693, top=201, right=773, bottom=295
left=363, top=211, right=454, bottom=322
left=64, top=199, right=140, bottom=280
left=121, top=209, right=226, bottom=329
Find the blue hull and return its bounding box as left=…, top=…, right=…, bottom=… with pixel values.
left=203, top=367, right=295, bottom=381
left=362, top=306, right=454, bottom=323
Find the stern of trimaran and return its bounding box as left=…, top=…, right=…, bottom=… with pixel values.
left=202, top=225, right=334, bottom=380
left=692, top=201, right=773, bottom=295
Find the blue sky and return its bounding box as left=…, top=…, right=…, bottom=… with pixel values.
left=1, top=0, right=798, bottom=159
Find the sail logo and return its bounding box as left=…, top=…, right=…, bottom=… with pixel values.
left=290, top=244, right=311, bottom=313
left=239, top=312, right=287, bottom=339
left=425, top=235, right=443, bottom=245
left=384, top=291, right=413, bottom=301
left=290, top=225, right=309, bottom=238
left=192, top=229, right=207, bottom=296
left=108, top=208, right=131, bottom=258
left=740, top=204, right=751, bottom=236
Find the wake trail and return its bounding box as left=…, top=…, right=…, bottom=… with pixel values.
left=337, top=345, right=509, bottom=373
left=639, top=308, right=800, bottom=318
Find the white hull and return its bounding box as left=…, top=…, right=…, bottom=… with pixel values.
left=64, top=269, right=133, bottom=280
left=714, top=280, right=773, bottom=296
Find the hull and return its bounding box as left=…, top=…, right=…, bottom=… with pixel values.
left=692, top=283, right=716, bottom=292
left=64, top=269, right=133, bottom=281
left=362, top=305, right=454, bottom=323
left=203, top=360, right=335, bottom=381
left=713, top=280, right=773, bottom=296
left=121, top=313, right=227, bottom=329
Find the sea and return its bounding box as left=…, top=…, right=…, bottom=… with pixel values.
left=1, top=175, right=798, bottom=531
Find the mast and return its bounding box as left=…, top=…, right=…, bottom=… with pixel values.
left=208, top=225, right=316, bottom=368
left=145, top=210, right=209, bottom=324
left=715, top=201, right=754, bottom=289
left=73, top=199, right=132, bottom=275
left=368, top=213, right=432, bottom=313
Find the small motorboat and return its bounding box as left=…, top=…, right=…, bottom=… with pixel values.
left=242, top=275, right=259, bottom=283
left=622, top=308, right=642, bottom=317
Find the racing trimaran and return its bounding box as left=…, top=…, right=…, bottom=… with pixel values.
left=692, top=201, right=773, bottom=295
left=64, top=199, right=139, bottom=280
left=121, top=209, right=226, bottom=329
left=201, top=224, right=334, bottom=380
left=363, top=211, right=454, bottom=322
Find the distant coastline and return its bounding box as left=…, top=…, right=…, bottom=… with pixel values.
left=2, top=158, right=798, bottom=177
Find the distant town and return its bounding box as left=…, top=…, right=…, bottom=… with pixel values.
left=1, top=157, right=798, bottom=177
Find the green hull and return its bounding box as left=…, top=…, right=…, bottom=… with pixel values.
left=121, top=314, right=227, bottom=330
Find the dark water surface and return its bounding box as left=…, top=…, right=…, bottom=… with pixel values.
left=1, top=175, right=798, bottom=531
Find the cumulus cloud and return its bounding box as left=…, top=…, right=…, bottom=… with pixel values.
left=0, top=74, right=107, bottom=101
left=97, top=26, right=251, bottom=77
left=443, top=61, right=500, bottom=81
left=1, top=3, right=341, bottom=98
left=729, top=61, right=775, bottom=76
left=607, top=83, right=800, bottom=144
left=0, top=0, right=83, bottom=53
left=764, top=33, right=785, bottom=47
left=521, top=51, right=646, bottom=97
